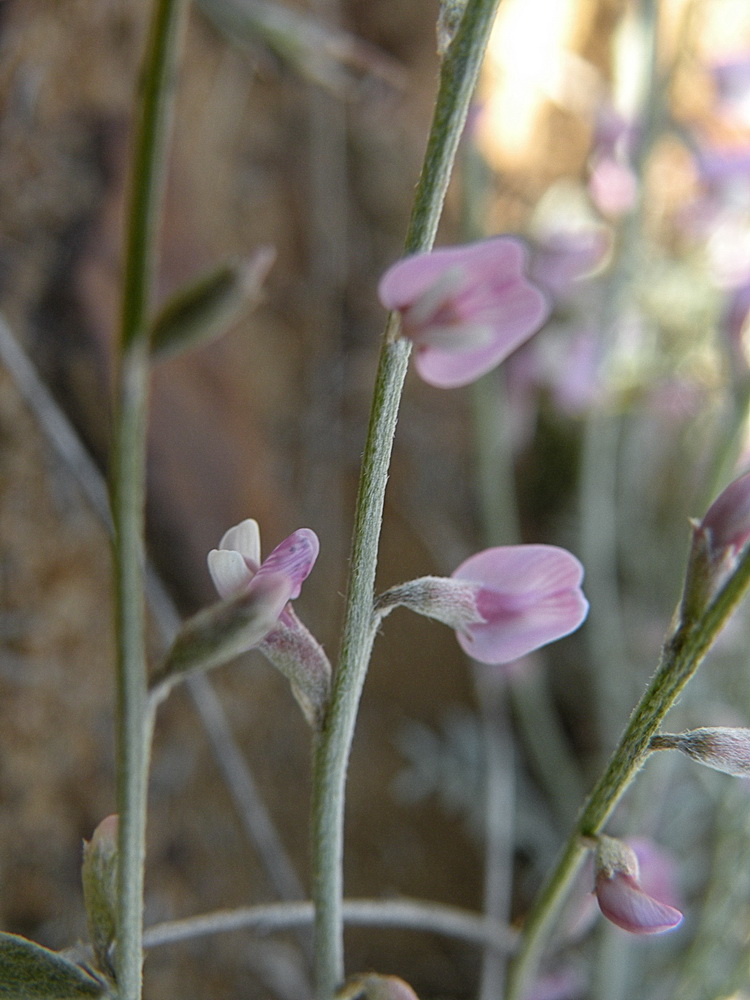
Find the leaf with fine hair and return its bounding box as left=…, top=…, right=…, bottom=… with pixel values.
left=0, top=933, right=109, bottom=999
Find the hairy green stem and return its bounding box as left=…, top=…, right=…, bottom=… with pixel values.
left=505, top=543, right=750, bottom=1000
left=309, top=2, right=501, bottom=996
left=111, top=1, right=187, bottom=997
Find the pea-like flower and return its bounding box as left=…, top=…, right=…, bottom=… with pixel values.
left=594, top=836, right=683, bottom=935
left=375, top=544, right=588, bottom=665
left=208, top=518, right=319, bottom=612
left=207, top=519, right=330, bottom=727
left=378, top=237, right=549, bottom=388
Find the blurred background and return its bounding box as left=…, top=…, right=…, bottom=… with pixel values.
left=3, top=0, right=750, bottom=997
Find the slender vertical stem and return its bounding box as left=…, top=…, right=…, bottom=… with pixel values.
left=504, top=542, right=750, bottom=1000
left=309, top=2, right=502, bottom=997
left=111, top=2, right=187, bottom=997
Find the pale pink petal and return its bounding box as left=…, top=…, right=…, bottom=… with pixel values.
left=253, top=528, right=319, bottom=599
left=378, top=238, right=526, bottom=310
left=458, top=587, right=588, bottom=663
left=350, top=974, right=421, bottom=1000
left=452, top=545, right=588, bottom=664
left=245, top=570, right=299, bottom=629
left=218, top=518, right=261, bottom=567
left=523, top=967, right=586, bottom=1000
left=589, top=157, right=638, bottom=217
left=596, top=871, right=683, bottom=934
left=414, top=281, right=548, bottom=388
left=453, top=544, right=585, bottom=595
left=208, top=548, right=255, bottom=599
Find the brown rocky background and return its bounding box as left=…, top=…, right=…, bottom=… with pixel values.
left=0, top=1, right=611, bottom=997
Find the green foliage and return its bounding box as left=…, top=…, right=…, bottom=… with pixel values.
left=0, top=933, right=109, bottom=999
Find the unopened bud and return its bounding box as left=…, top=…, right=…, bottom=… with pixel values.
left=651, top=727, right=750, bottom=777
left=81, top=814, right=118, bottom=977
left=593, top=835, right=683, bottom=935
left=700, top=471, right=750, bottom=558
left=681, top=470, right=750, bottom=621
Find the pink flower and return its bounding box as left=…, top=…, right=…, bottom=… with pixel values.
left=375, top=545, right=588, bottom=665
left=378, top=237, right=549, bottom=388
left=208, top=520, right=330, bottom=726
left=594, top=836, right=683, bottom=935
left=208, top=519, right=319, bottom=615
left=451, top=545, right=588, bottom=664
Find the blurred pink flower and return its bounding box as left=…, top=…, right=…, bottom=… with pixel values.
left=712, top=54, right=750, bottom=125
left=523, top=966, right=586, bottom=1000
left=528, top=228, right=610, bottom=304
left=378, top=237, right=549, bottom=388
left=588, top=157, right=638, bottom=217
left=587, top=105, right=639, bottom=218
left=594, top=836, right=683, bottom=935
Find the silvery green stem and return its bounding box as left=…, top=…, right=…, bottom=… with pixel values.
left=309, top=1, right=502, bottom=996
left=111, top=1, right=187, bottom=996
left=504, top=542, right=750, bottom=1000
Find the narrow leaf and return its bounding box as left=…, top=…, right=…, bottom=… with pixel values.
left=150, top=248, right=275, bottom=359
left=0, top=933, right=108, bottom=999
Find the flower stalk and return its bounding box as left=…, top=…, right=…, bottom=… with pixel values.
left=505, top=539, right=750, bottom=1000
left=309, top=0, right=502, bottom=996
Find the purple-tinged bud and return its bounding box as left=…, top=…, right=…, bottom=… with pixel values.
left=593, top=835, right=683, bottom=935
left=699, top=471, right=750, bottom=560
left=651, top=727, right=750, bottom=777
left=681, top=471, right=750, bottom=621
left=82, top=815, right=119, bottom=977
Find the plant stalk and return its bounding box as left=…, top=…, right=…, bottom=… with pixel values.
left=111, top=1, right=187, bottom=997
left=309, top=1, right=502, bottom=996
